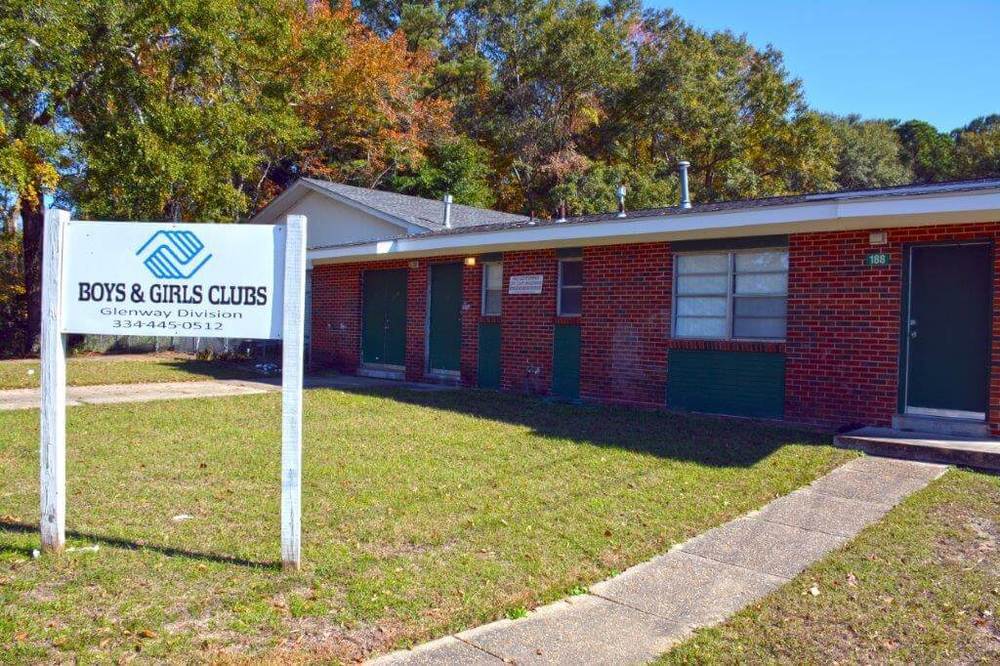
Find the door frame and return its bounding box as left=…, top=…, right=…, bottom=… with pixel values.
left=898, top=239, right=993, bottom=421
left=359, top=268, right=407, bottom=378
left=425, top=262, right=463, bottom=379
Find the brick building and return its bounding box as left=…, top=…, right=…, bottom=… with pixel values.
left=256, top=178, right=1000, bottom=437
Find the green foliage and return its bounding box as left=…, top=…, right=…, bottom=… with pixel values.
left=389, top=136, right=496, bottom=208
left=0, top=232, right=25, bottom=357
left=954, top=116, right=1000, bottom=180
left=829, top=115, right=912, bottom=190
left=66, top=0, right=329, bottom=222
left=0, top=0, right=87, bottom=204
left=896, top=120, right=955, bottom=182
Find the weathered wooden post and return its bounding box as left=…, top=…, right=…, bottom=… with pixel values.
left=40, top=210, right=308, bottom=568
left=40, top=209, right=69, bottom=552
left=280, top=214, right=307, bottom=570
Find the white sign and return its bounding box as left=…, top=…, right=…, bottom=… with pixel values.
left=40, top=211, right=307, bottom=570
left=61, top=221, right=286, bottom=339
left=508, top=274, right=544, bottom=294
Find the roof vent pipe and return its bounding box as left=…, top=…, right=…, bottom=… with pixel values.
left=442, top=193, right=453, bottom=228
left=677, top=161, right=692, bottom=209
left=616, top=184, right=627, bottom=218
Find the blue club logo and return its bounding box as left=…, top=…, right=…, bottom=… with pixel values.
left=136, top=230, right=212, bottom=279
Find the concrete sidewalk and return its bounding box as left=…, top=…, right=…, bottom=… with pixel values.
left=370, top=455, right=947, bottom=665
left=0, top=374, right=453, bottom=411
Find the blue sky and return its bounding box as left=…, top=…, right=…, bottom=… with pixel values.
left=651, top=1, right=1000, bottom=132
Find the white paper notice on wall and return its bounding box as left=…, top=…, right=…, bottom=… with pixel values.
left=508, top=274, right=544, bottom=294
left=61, top=221, right=286, bottom=339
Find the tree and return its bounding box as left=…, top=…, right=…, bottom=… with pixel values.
left=1, top=0, right=341, bottom=352
left=828, top=115, right=912, bottom=190
left=1, top=0, right=91, bottom=352
left=68, top=0, right=327, bottom=222
left=953, top=115, right=1000, bottom=180
left=273, top=1, right=452, bottom=193
left=389, top=136, right=496, bottom=208
left=611, top=12, right=838, bottom=203
left=0, top=230, right=25, bottom=357
left=896, top=119, right=954, bottom=182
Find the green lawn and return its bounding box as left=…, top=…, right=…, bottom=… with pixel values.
left=0, top=354, right=265, bottom=390
left=0, top=387, right=852, bottom=663
left=660, top=468, right=1000, bottom=664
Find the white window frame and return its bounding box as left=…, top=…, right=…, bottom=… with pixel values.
left=672, top=248, right=788, bottom=341
left=481, top=260, right=503, bottom=316
left=557, top=258, right=583, bottom=317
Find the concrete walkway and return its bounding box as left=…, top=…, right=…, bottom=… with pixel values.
left=0, top=375, right=452, bottom=411
left=370, top=455, right=947, bottom=665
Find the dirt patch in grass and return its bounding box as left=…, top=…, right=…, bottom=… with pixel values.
left=659, top=468, right=1000, bottom=665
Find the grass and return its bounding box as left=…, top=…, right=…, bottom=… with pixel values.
left=660, top=467, right=1000, bottom=664
left=0, top=386, right=853, bottom=663
left=0, top=353, right=266, bottom=390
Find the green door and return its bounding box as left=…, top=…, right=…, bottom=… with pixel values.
left=428, top=263, right=463, bottom=373
left=905, top=243, right=991, bottom=418
left=552, top=324, right=581, bottom=400
left=362, top=269, right=407, bottom=366
left=478, top=323, right=501, bottom=389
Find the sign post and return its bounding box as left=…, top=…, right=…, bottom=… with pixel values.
left=40, top=209, right=69, bottom=553
left=39, top=210, right=307, bottom=569
left=280, top=215, right=306, bottom=570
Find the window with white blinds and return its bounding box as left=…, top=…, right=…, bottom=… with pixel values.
left=673, top=250, right=788, bottom=340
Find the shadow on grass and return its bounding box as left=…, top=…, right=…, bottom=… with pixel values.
left=0, top=520, right=280, bottom=570
left=157, top=359, right=275, bottom=383
left=312, top=381, right=832, bottom=469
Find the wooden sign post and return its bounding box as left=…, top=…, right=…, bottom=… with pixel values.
left=280, top=216, right=306, bottom=570
left=40, top=209, right=69, bottom=552
left=39, top=210, right=307, bottom=569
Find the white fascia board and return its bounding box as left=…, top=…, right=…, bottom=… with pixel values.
left=251, top=180, right=425, bottom=234
left=309, top=190, right=1000, bottom=264
left=297, top=181, right=428, bottom=233
left=248, top=182, right=309, bottom=225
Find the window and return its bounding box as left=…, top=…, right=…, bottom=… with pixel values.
left=674, top=249, right=788, bottom=340
left=558, top=258, right=583, bottom=316
left=482, top=261, right=503, bottom=315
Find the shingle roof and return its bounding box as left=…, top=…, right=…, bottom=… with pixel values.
left=301, top=178, right=529, bottom=230
left=309, top=177, right=1000, bottom=250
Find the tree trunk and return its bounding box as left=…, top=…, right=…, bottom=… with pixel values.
left=2, top=202, right=17, bottom=234
left=20, top=191, right=44, bottom=355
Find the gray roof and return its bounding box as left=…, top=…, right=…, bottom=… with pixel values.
left=301, top=178, right=529, bottom=230
left=309, top=177, right=1000, bottom=250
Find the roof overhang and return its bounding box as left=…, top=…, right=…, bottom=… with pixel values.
left=250, top=180, right=427, bottom=235
left=308, top=188, right=1000, bottom=265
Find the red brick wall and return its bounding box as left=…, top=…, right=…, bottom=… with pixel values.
left=310, top=261, right=364, bottom=372
left=312, top=221, right=999, bottom=434
left=579, top=243, right=671, bottom=407
left=499, top=249, right=559, bottom=395
left=785, top=222, right=1000, bottom=434
left=461, top=261, right=482, bottom=387
left=310, top=256, right=472, bottom=381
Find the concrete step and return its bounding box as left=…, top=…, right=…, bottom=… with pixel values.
left=835, top=426, right=1000, bottom=472
left=892, top=413, right=989, bottom=438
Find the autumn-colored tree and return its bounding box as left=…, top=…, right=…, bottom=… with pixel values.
left=276, top=1, right=452, bottom=194
left=1, top=0, right=340, bottom=352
